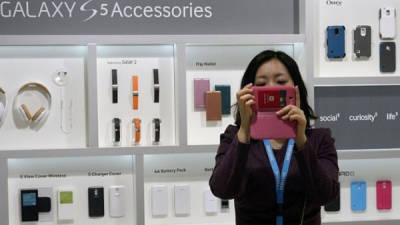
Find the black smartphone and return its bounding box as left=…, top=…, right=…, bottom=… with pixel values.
left=88, top=187, right=104, bottom=217
left=21, top=189, right=39, bottom=221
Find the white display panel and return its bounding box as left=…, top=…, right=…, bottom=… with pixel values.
left=0, top=46, right=87, bottom=150
left=315, top=0, right=400, bottom=77
left=144, top=153, right=235, bottom=225
left=8, top=156, right=136, bottom=225
left=321, top=158, right=400, bottom=223
left=186, top=45, right=301, bottom=145
left=97, top=45, right=176, bottom=147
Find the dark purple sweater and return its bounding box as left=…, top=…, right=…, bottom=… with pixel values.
left=209, top=125, right=339, bottom=225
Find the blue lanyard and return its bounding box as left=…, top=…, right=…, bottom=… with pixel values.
left=263, top=138, right=295, bottom=225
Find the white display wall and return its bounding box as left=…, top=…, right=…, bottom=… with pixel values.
left=315, top=0, right=400, bottom=77
left=8, top=156, right=136, bottom=225
left=0, top=46, right=87, bottom=150
left=97, top=45, right=176, bottom=147
left=144, top=153, right=235, bottom=225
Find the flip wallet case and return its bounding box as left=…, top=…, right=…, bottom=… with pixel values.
left=380, top=42, right=396, bottom=72
left=327, top=26, right=346, bottom=58
left=377, top=180, right=392, bottom=210
left=250, top=86, right=297, bottom=139
left=354, top=25, right=371, bottom=58
left=205, top=91, right=222, bottom=121
left=194, top=78, right=210, bottom=109
left=324, top=183, right=340, bottom=212
left=215, top=85, right=231, bottom=115
left=379, top=7, right=396, bottom=39
left=351, top=181, right=366, bottom=211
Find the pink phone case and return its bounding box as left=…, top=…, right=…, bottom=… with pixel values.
left=250, top=86, right=297, bottom=140
left=377, top=180, right=392, bottom=210
left=194, top=78, right=210, bottom=109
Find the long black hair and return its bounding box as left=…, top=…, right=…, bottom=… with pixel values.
left=234, top=50, right=317, bottom=128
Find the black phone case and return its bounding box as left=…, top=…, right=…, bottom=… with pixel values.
left=21, top=189, right=39, bottom=222
left=354, top=25, right=371, bottom=58
left=88, top=187, right=104, bottom=217
left=380, top=42, right=396, bottom=72
left=324, top=184, right=340, bottom=212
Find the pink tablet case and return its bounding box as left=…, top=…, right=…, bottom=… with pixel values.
left=194, top=78, right=210, bottom=109
left=377, top=180, right=392, bottom=210
left=250, top=86, right=297, bottom=140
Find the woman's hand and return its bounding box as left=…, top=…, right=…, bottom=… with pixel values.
left=276, top=86, right=307, bottom=149
left=237, top=83, right=255, bottom=143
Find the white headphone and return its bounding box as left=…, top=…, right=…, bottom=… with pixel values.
left=14, top=82, right=52, bottom=124
left=0, top=88, right=6, bottom=122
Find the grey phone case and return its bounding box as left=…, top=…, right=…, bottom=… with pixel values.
left=380, top=42, right=396, bottom=72
left=354, top=25, right=371, bottom=58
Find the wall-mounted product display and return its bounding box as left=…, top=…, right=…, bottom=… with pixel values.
left=186, top=44, right=305, bottom=145
left=97, top=45, right=176, bottom=147
left=144, top=153, right=235, bottom=225
left=321, top=158, right=400, bottom=223
left=0, top=46, right=87, bottom=150
left=315, top=0, right=400, bottom=77
left=8, top=156, right=136, bottom=225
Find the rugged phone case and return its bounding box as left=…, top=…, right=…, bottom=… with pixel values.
left=324, top=183, right=340, bottom=212
left=215, top=85, right=231, bottom=115
left=379, top=7, right=396, bottom=39
left=354, top=25, right=371, bottom=58
left=327, top=26, right=346, bottom=58
left=380, top=42, right=396, bottom=72
left=21, top=189, right=39, bottom=222
left=194, top=78, right=210, bottom=109
left=88, top=187, right=104, bottom=217
left=351, top=181, right=366, bottom=211
left=205, top=91, right=222, bottom=121
left=250, top=86, right=297, bottom=139
left=377, top=180, right=392, bottom=210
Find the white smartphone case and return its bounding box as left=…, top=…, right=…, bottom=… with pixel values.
left=174, top=184, right=190, bottom=216
left=109, top=185, right=126, bottom=218
left=380, top=7, right=396, bottom=39
left=58, top=188, right=75, bottom=221
left=204, top=189, right=218, bottom=214
left=151, top=185, right=168, bottom=216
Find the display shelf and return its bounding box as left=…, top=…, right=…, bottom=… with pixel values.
left=313, top=76, right=400, bottom=86
left=0, top=34, right=305, bottom=46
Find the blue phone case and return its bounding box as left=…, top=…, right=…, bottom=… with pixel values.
left=351, top=181, right=366, bottom=211
left=327, top=26, right=346, bottom=58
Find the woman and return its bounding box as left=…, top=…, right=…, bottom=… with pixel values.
left=209, top=50, right=339, bottom=225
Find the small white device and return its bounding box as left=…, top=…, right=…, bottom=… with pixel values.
left=57, top=188, right=75, bottom=221
left=151, top=185, right=168, bottom=217
left=174, top=184, right=190, bottom=216
left=109, top=185, right=126, bottom=218
left=204, top=189, right=218, bottom=214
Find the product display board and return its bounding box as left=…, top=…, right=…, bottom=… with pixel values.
left=314, top=85, right=400, bottom=150
left=315, top=0, right=400, bottom=77
left=8, top=155, right=136, bottom=225
left=185, top=44, right=303, bottom=145
left=144, top=153, right=234, bottom=225
left=321, top=158, right=400, bottom=222
left=97, top=45, right=176, bottom=147
left=0, top=46, right=87, bottom=150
